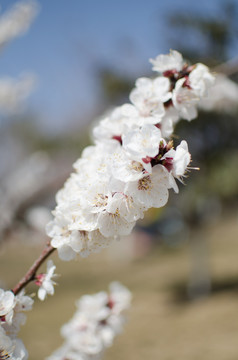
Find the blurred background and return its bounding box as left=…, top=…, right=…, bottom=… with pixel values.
left=0, top=0, right=238, bottom=359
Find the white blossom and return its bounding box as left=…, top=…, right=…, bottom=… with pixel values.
left=150, top=50, right=184, bottom=73
left=122, top=124, right=162, bottom=161
left=129, top=76, right=170, bottom=118
left=0, top=327, right=28, bottom=360
left=97, top=209, right=136, bottom=238
left=0, top=290, right=31, bottom=359
left=109, top=281, right=132, bottom=315
left=92, top=104, right=138, bottom=143
left=36, top=260, right=57, bottom=301
left=108, top=147, right=147, bottom=182
left=171, top=140, right=191, bottom=178
left=47, top=343, right=98, bottom=360
left=2, top=291, right=33, bottom=336
left=189, top=63, right=215, bottom=97
left=106, top=192, right=145, bottom=223
left=0, top=289, right=15, bottom=319
left=199, top=73, right=238, bottom=113
left=47, top=283, right=131, bottom=360
left=161, top=140, right=191, bottom=193
left=172, top=78, right=199, bottom=120
left=160, top=107, right=180, bottom=138
left=46, top=214, right=81, bottom=261
left=125, top=165, right=169, bottom=209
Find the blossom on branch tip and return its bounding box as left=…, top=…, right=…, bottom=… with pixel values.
left=150, top=50, right=184, bottom=73
left=36, top=260, right=57, bottom=301
left=47, top=50, right=214, bottom=261
left=189, top=63, right=215, bottom=97
left=171, top=78, right=198, bottom=120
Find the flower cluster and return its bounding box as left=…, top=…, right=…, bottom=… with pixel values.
left=0, top=289, right=33, bottom=359
left=0, top=258, right=58, bottom=358
left=47, top=282, right=131, bottom=360
left=46, top=50, right=215, bottom=261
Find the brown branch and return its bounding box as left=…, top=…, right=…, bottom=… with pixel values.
left=12, top=242, right=56, bottom=295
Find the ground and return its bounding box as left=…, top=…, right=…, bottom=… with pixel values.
left=1, top=210, right=238, bottom=360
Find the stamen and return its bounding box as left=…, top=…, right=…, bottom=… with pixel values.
left=138, top=176, right=152, bottom=191
left=187, top=166, right=200, bottom=171
left=0, top=348, right=11, bottom=359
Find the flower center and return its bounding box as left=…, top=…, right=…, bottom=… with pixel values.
left=129, top=161, right=144, bottom=172
left=0, top=349, right=11, bottom=360
left=138, top=176, right=152, bottom=191
left=94, top=194, right=108, bottom=208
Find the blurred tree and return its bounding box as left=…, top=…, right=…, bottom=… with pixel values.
left=167, top=1, right=238, bottom=300
left=98, top=67, right=134, bottom=106
left=168, top=1, right=238, bottom=66
left=167, top=0, right=238, bottom=215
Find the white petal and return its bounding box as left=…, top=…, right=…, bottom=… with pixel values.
left=38, top=288, right=46, bottom=301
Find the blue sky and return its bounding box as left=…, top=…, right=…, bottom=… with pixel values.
left=0, top=0, right=233, bottom=134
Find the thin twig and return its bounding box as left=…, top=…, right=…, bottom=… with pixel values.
left=12, top=241, right=55, bottom=295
